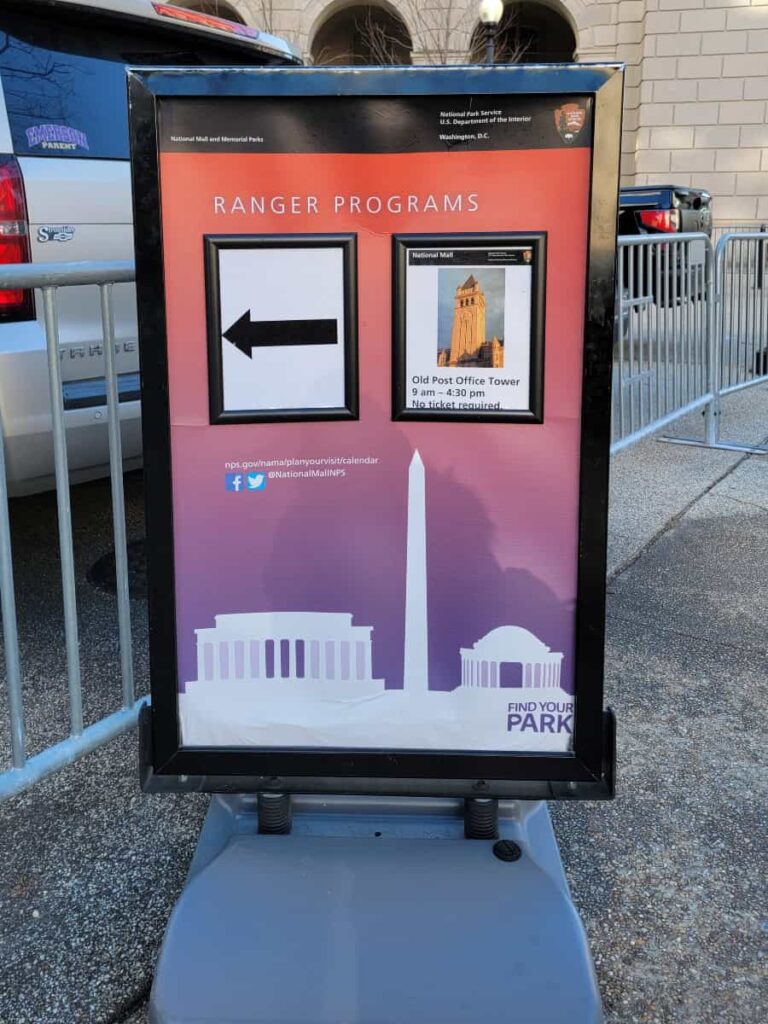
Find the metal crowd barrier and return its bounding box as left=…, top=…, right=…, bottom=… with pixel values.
left=1, top=242, right=767, bottom=801
left=651, top=232, right=768, bottom=455
left=611, top=232, right=714, bottom=453
left=0, top=261, right=146, bottom=801
left=711, top=222, right=766, bottom=246
left=706, top=232, right=768, bottom=453
left=612, top=231, right=768, bottom=455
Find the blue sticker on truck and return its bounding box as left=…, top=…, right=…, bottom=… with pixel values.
left=25, top=125, right=89, bottom=152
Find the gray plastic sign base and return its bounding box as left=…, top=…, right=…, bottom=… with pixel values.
left=150, top=796, right=602, bottom=1024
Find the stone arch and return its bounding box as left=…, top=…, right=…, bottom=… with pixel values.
left=170, top=0, right=249, bottom=24
left=539, top=0, right=592, bottom=58
left=469, top=0, right=578, bottom=64
left=534, top=0, right=583, bottom=42
left=305, top=0, right=416, bottom=62
left=309, top=0, right=413, bottom=64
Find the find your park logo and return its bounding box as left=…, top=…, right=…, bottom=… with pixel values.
left=225, top=472, right=267, bottom=492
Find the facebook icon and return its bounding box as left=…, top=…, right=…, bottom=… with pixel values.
left=225, top=473, right=243, bottom=492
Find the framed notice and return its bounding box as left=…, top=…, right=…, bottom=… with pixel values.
left=205, top=234, right=358, bottom=423
left=128, top=64, right=622, bottom=800
left=393, top=233, right=545, bottom=422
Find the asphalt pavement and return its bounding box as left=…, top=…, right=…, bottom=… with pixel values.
left=0, top=386, right=767, bottom=1024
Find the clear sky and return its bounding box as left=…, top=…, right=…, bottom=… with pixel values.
left=437, top=267, right=505, bottom=352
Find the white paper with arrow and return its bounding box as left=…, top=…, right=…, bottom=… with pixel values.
left=217, top=245, right=346, bottom=413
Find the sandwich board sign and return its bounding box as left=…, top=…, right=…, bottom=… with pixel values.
left=129, top=64, right=622, bottom=799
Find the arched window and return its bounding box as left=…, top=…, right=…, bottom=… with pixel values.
left=470, top=2, right=576, bottom=64
left=311, top=4, right=412, bottom=65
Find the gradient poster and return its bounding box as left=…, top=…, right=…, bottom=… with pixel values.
left=157, top=93, right=593, bottom=754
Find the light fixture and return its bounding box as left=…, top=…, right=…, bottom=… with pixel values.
left=478, top=0, right=504, bottom=25
left=478, top=0, right=504, bottom=64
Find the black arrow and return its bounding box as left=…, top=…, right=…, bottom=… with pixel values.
left=223, top=311, right=337, bottom=358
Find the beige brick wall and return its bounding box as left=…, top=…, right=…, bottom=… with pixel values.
left=629, top=0, right=768, bottom=222
left=229, top=0, right=768, bottom=224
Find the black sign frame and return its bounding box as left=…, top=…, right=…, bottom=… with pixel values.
left=128, top=64, right=622, bottom=801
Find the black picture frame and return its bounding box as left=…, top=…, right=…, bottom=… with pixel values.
left=128, top=64, right=623, bottom=801
left=392, top=232, right=546, bottom=423
left=205, top=233, right=358, bottom=424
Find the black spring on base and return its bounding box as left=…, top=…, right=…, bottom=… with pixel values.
left=464, top=797, right=499, bottom=839
left=257, top=792, right=292, bottom=835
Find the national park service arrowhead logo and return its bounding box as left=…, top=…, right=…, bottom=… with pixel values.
left=554, top=103, right=586, bottom=144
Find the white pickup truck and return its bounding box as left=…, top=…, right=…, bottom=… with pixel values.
left=0, top=0, right=297, bottom=494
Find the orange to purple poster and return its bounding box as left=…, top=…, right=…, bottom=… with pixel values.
left=129, top=66, right=622, bottom=799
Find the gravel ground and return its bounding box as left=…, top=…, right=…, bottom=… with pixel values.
left=0, top=396, right=767, bottom=1023
left=0, top=473, right=207, bottom=1024
left=0, top=735, right=206, bottom=1024
left=0, top=471, right=149, bottom=771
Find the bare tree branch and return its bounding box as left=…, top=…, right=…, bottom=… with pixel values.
left=353, top=8, right=411, bottom=65
left=347, top=2, right=529, bottom=66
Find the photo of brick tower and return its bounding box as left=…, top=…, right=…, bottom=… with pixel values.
left=437, top=268, right=504, bottom=369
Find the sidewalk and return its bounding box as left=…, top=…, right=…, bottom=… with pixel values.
left=556, top=386, right=768, bottom=1024
left=1, top=385, right=766, bottom=1024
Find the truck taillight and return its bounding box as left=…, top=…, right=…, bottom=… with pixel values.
left=638, top=209, right=681, bottom=233
left=0, top=156, right=34, bottom=323
left=152, top=2, right=262, bottom=38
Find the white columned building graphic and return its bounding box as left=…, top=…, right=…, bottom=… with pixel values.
left=192, top=611, right=382, bottom=696
left=460, top=626, right=563, bottom=689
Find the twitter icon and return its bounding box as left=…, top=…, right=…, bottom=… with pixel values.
left=246, top=472, right=267, bottom=491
